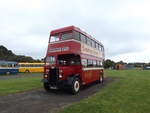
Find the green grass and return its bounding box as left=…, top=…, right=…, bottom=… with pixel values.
left=0, top=76, right=42, bottom=96
left=0, top=72, right=42, bottom=76
left=59, top=69, right=150, bottom=113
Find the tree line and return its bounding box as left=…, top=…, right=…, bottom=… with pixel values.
left=1, top=45, right=149, bottom=66
left=0, top=45, right=42, bottom=62
left=104, top=59, right=150, bottom=69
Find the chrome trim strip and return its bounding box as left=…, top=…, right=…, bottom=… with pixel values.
left=82, top=67, right=104, bottom=71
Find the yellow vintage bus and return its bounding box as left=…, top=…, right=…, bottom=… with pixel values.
left=18, top=63, right=45, bottom=73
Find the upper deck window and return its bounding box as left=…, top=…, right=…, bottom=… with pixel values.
left=61, top=32, right=72, bottom=40
left=50, top=35, right=59, bottom=42
left=87, top=38, right=92, bottom=46
left=80, top=34, right=87, bottom=44
left=73, top=31, right=80, bottom=41
left=91, top=40, right=96, bottom=48
left=96, top=43, right=99, bottom=49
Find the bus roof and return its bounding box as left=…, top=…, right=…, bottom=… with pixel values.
left=0, top=61, right=18, bottom=64
left=18, top=63, right=45, bottom=65
left=50, top=26, right=103, bottom=46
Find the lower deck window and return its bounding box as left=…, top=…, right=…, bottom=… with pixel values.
left=46, top=56, right=56, bottom=65
left=58, top=54, right=80, bottom=65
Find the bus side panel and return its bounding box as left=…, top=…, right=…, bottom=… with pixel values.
left=82, top=69, right=101, bottom=85
left=0, top=69, right=19, bottom=74
left=19, top=67, right=44, bottom=73
left=92, top=69, right=100, bottom=81
left=29, top=67, right=44, bottom=72
left=82, top=70, right=93, bottom=84
left=19, top=68, right=26, bottom=72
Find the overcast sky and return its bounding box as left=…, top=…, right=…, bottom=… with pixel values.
left=0, top=0, right=150, bottom=62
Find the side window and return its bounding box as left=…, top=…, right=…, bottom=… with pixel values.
left=91, top=40, right=96, bottom=48
left=87, top=59, right=93, bottom=67
left=87, top=38, right=91, bottom=46
left=73, top=31, right=80, bottom=41
left=100, top=61, right=103, bottom=67
left=101, top=46, right=104, bottom=52
left=96, top=61, right=99, bottom=67
left=93, top=60, right=97, bottom=66
left=99, top=45, right=104, bottom=52
left=96, top=43, right=99, bottom=49
left=82, top=59, right=88, bottom=67
left=80, top=34, right=87, bottom=44
left=98, top=44, right=102, bottom=51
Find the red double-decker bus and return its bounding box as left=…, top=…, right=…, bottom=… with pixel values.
left=43, top=26, right=105, bottom=94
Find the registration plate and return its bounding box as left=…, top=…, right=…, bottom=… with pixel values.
left=50, top=86, right=57, bottom=89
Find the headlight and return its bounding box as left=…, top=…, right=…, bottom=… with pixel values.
left=59, top=74, right=63, bottom=78
left=44, top=74, right=48, bottom=78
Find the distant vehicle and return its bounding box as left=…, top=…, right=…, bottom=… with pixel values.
left=43, top=26, right=105, bottom=94
left=18, top=63, right=45, bottom=72
left=0, top=61, right=19, bottom=74
left=143, top=66, right=150, bottom=70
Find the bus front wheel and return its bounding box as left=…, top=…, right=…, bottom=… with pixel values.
left=70, top=78, right=80, bottom=94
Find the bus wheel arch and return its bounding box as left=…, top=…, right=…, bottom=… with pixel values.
left=99, top=72, right=104, bottom=83
left=25, top=69, right=30, bottom=73
left=6, top=72, right=10, bottom=75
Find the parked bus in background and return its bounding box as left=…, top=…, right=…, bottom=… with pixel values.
left=18, top=63, right=44, bottom=73
left=43, top=26, right=105, bottom=94
left=0, top=61, right=19, bottom=74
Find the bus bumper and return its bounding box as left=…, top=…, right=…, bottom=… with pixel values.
left=42, top=78, right=69, bottom=89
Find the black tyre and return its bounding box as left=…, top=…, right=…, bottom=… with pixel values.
left=6, top=72, right=10, bottom=75
left=99, top=74, right=104, bottom=84
left=43, top=83, right=51, bottom=91
left=25, top=70, right=30, bottom=73
left=70, top=78, right=80, bottom=94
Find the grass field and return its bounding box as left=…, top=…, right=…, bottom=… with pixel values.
left=59, top=69, right=150, bottom=113
left=0, top=76, right=42, bottom=96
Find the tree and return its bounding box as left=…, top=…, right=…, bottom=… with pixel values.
left=0, top=45, right=42, bottom=62
left=104, top=59, right=115, bottom=69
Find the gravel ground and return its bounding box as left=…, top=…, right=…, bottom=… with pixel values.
left=0, top=77, right=114, bottom=113
left=0, top=73, right=42, bottom=79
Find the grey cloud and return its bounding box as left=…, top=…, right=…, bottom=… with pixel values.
left=0, top=0, right=150, bottom=62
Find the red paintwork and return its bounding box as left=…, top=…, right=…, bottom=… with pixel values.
left=47, top=41, right=81, bottom=56
left=50, top=26, right=104, bottom=46
left=44, top=26, right=104, bottom=85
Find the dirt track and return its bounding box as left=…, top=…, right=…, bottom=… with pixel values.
left=0, top=77, right=114, bottom=113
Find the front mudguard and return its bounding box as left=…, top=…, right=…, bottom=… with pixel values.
left=66, top=74, right=80, bottom=85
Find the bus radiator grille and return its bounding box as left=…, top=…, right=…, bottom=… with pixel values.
left=48, top=68, right=59, bottom=86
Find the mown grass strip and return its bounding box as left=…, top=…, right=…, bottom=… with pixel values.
left=0, top=76, right=42, bottom=96
left=59, top=69, right=150, bottom=113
